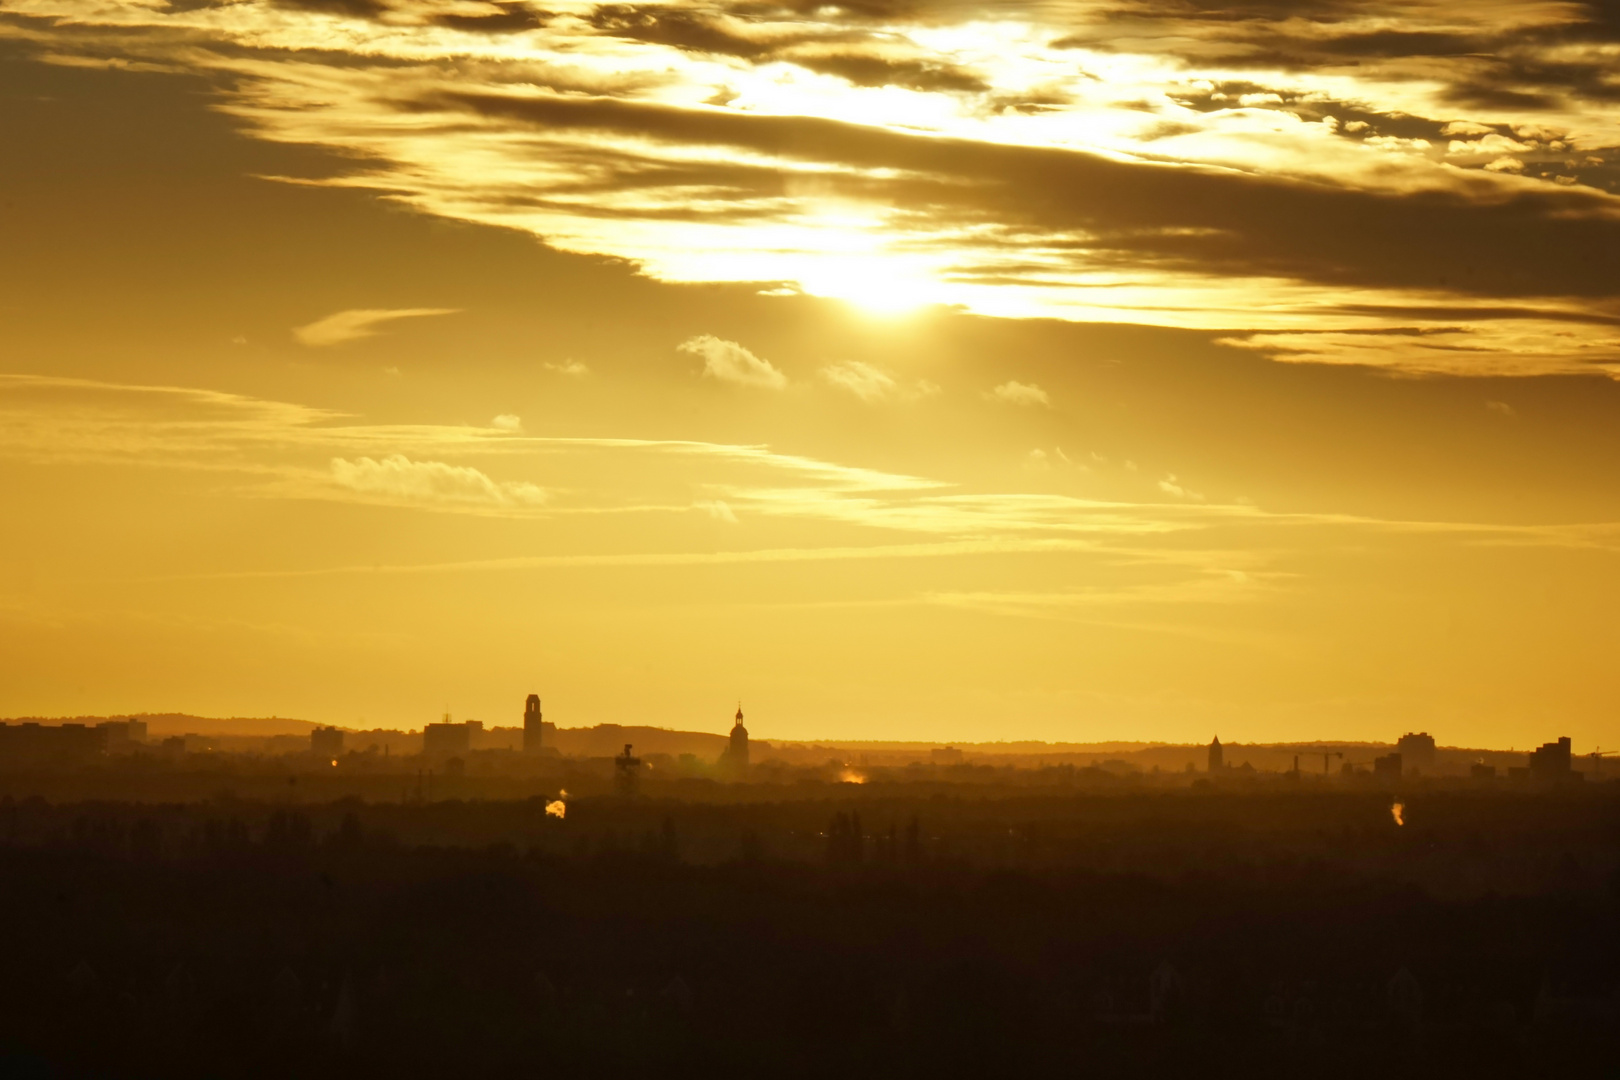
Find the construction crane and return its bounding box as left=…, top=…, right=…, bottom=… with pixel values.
left=1588, top=748, right=1619, bottom=779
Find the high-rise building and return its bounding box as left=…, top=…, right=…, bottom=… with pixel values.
left=1207, top=736, right=1224, bottom=773
left=0, top=722, right=107, bottom=765
left=310, top=726, right=344, bottom=759
left=523, top=694, right=543, bottom=754
left=1528, top=737, right=1576, bottom=781
left=422, top=720, right=474, bottom=757
left=97, top=719, right=147, bottom=747
left=1395, top=732, right=1436, bottom=773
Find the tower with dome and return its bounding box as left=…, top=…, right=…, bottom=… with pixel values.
left=724, top=704, right=750, bottom=778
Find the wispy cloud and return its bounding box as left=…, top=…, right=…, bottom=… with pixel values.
left=8, top=374, right=1620, bottom=562
left=822, top=361, right=937, bottom=403
left=694, top=499, right=739, bottom=523
left=925, top=571, right=1272, bottom=621
left=293, top=308, right=458, bottom=347
left=822, top=361, right=897, bottom=402
left=679, top=335, right=788, bottom=390
left=329, top=454, right=548, bottom=509
left=990, top=381, right=1050, bottom=407
left=545, top=360, right=589, bottom=377
left=491, top=414, right=523, bottom=432
left=1158, top=474, right=1205, bottom=502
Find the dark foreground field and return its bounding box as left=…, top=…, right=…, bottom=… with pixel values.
left=0, top=787, right=1615, bottom=1079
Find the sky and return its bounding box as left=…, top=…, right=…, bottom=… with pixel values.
left=1, top=0, right=1618, bottom=747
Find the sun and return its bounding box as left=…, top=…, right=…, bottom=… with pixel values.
left=801, top=262, right=937, bottom=316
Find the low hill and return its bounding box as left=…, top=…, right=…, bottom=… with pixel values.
left=0, top=713, right=323, bottom=736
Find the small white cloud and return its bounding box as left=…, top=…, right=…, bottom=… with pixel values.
left=491, top=414, right=523, bottom=432
left=546, top=360, right=589, bottom=377
left=678, top=335, right=787, bottom=389
left=989, top=381, right=1049, bottom=406
left=822, top=361, right=898, bottom=402
left=383, top=366, right=402, bottom=377
left=695, top=500, right=738, bottom=523
left=293, top=308, right=458, bottom=347
left=1158, top=473, right=1204, bottom=501
left=1447, top=133, right=1531, bottom=157
left=1484, top=156, right=1524, bottom=173
left=823, top=363, right=939, bottom=403
left=1025, top=447, right=1085, bottom=472
left=230, top=335, right=248, bottom=346
left=330, top=454, right=547, bottom=508
left=1486, top=400, right=1517, bottom=418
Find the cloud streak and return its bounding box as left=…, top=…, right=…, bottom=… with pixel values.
left=292, top=308, right=458, bottom=347
left=990, top=381, right=1050, bottom=407
left=329, top=454, right=548, bottom=509
left=5, top=374, right=1620, bottom=567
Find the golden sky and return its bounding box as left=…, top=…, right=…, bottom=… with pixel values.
left=1, top=0, right=1618, bottom=746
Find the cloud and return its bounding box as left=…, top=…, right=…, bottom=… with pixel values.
left=822, top=361, right=896, bottom=402
left=491, top=414, right=523, bottom=432
left=1486, top=400, right=1517, bottom=418
left=1158, top=474, right=1205, bottom=502
left=22, top=0, right=1620, bottom=375
left=293, top=308, right=458, bottom=347
left=822, top=362, right=940, bottom=403
left=695, top=499, right=739, bottom=523
left=545, top=360, right=589, bottom=376
left=990, top=381, right=1050, bottom=407
left=679, top=335, right=787, bottom=389
left=329, top=454, right=547, bottom=508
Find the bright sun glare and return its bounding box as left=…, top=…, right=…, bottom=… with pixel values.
left=803, top=264, right=937, bottom=316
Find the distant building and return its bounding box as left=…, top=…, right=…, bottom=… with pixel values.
left=523, top=694, right=543, bottom=754
left=422, top=720, right=474, bottom=757
left=1470, top=762, right=1497, bottom=780
left=1528, top=737, right=1580, bottom=782
left=310, top=726, right=344, bottom=759
left=1374, top=752, right=1402, bottom=779
left=97, top=719, right=147, bottom=747
left=1208, top=736, right=1224, bottom=773
left=0, top=722, right=107, bottom=766
left=931, top=746, right=964, bottom=765
left=1396, top=732, right=1436, bottom=773
left=723, top=705, right=749, bottom=778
